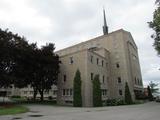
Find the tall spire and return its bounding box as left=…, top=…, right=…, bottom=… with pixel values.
left=103, top=9, right=108, bottom=35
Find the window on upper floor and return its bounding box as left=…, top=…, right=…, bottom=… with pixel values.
left=97, top=58, right=99, bottom=65
left=103, top=75, right=105, bottom=83
left=63, top=89, right=65, bottom=96
left=91, top=55, right=93, bottom=63
left=70, top=89, right=73, bottom=96
left=116, top=63, right=120, bottom=68
left=118, top=77, right=121, bottom=83
left=106, top=62, right=108, bottom=68
left=64, top=75, right=66, bottom=82
left=119, top=90, right=122, bottom=95
left=135, top=77, right=137, bottom=84
left=102, top=60, right=104, bottom=67
left=69, top=57, right=74, bottom=64
left=91, top=73, right=94, bottom=80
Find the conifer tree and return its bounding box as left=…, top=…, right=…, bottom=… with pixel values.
left=125, top=82, right=133, bottom=104
left=93, top=75, right=102, bottom=107
left=73, top=69, right=82, bottom=107
left=147, top=86, right=153, bottom=101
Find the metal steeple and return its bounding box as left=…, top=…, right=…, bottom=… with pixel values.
left=103, top=9, right=108, bottom=35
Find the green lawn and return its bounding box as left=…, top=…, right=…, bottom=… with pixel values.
left=0, top=105, right=28, bottom=115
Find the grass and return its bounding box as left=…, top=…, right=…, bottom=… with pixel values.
left=0, top=104, right=28, bottom=116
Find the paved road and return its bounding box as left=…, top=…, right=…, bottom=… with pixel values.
left=0, top=102, right=160, bottom=120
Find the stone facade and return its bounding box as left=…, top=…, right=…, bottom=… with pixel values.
left=56, top=29, right=143, bottom=107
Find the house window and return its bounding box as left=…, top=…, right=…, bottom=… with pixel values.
left=135, top=77, right=137, bottom=84
left=116, top=63, right=120, bottom=68
left=103, top=75, right=105, bottom=83
left=69, top=57, right=73, bottom=64
left=102, top=89, right=107, bottom=96
left=91, top=73, right=94, bottom=80
left=119, top=90, right=122, bottom=95
left=63, top=89, right=65, bottom=96
left=97, top=58, right=99, bottom=65
left=66, top=89, right=69, bottom=96
left=70, top=89, right=73, bottom=96
left=91, top=55, right=93, bottom=63
left=106, top=63, right=108, bottom=68
left=118, top=77, right=121, bottom=83
left=64, top=75, right=66, bottom=82
left=102, top=60, right=104, bottom=67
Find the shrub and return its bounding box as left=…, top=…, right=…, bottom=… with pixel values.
left=11, top=96, right=21, bottom=98
left=73, top=69, right=82, bottom=107
left=125, top=82, right=133, bottom=104
left=105, top=98, right=125, bottom=106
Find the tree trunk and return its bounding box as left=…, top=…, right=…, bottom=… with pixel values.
left=33, top=88, right=37, bottom=101
left=39, top=90, right=44, bottom=101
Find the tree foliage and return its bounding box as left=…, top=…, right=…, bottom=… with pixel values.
left=148, top=1, right=160, bottom=55
left=149, top=81, right=159, bottom=94
left=147, top=85, right=153, bottom=101
left=73, top=69, right=82, bottom=107
left=0, top=28, right=60, bottom=101
left=92, top=75, right=102, bottom=107
left=124, top=82, right=133, bottom=104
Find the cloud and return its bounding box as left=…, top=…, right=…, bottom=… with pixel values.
left=0, top=0, right=159, bottom=88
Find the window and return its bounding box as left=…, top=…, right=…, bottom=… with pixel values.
left=70, top=89, right=73, bottom=96
left=66, top=89, right=69, bottom=96
left=64, top=75, right=66, bottom=82
left=103, top=75, right=105, bottom=83
left=63, top=89, right=65, bottom=96
left=102, top=60, right=104, bottom=67
left=137, top=78, right=139, bottom=85
left=118, top=77, right=121, bottom=83
left=116, top=63, right=120, bottom=68
left=102, top=89, right=107, bottom=96
left=97, top=58, right=99, bottom=65
left=91, top=55, right=93, bottom=63
left=69, top=57, right=73, bottom=64
left=135, top=77, right=137, bottom=84
left=53, top=90, right=57, bottom=95
left=106, top=63, right=108, bottom=68
left=119, top=90, right=122, bottom=95
left=91, top=73, right=94, bottom=80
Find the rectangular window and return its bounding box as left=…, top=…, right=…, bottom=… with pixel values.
left=64, top=75, right=66, bottom=82
left=63, top=89, right=65, bottom=96
left=106, top=63, right=108, bottom=68
left=91, top=73, right=94, bottom=80
left=116, top=63, right=120, bottom=68
left=102, top=60, right=104, bottom=67
left=103, top=75, right=105, bottom=83
left=118, top=77, right=121, bottom=83
left=91, top=55, right=93, bottom=63
left=119, top=90, right=122, bottom=95
left=97, top=58, right=99, bottom=65
left=70, top=89, right=73, bottom=96
left=66, top=89, right=69, bottom=96
left=135, top=77, right=137, bottom=84
left=69, top=57, right=73, bottom=64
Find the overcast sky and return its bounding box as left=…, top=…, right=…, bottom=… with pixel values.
left=0, top=0, right=159, bottom=88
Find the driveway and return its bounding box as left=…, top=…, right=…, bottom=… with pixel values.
left=0, top=102, right=160, bottom=120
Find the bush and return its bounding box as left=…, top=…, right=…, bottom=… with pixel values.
left=11, top=96, right=21, bottom=98
left=125, top=82, right=133, bottom=104
left=73, top=69, right=82, bottom=107
left=105, top=98, right=125, bottom=106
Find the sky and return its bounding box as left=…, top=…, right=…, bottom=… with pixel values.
left=0, top=0, right=159, bottom=88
